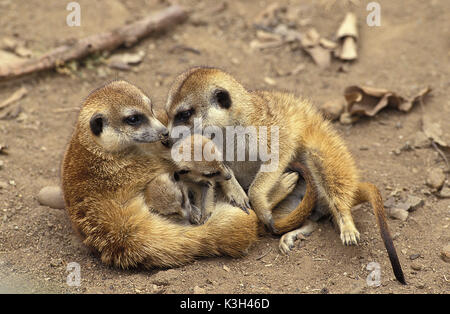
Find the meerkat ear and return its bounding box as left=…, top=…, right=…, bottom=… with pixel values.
left=213, top=89, right=231, bottom=109
left=90, top=113, right=105, bottom=136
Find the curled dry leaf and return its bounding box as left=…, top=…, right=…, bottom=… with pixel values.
left=342, top=85, right=432, bottom=123
left=335, top=12, right=358, bottom=61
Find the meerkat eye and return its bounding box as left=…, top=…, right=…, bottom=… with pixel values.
left=178, top=169, right=190, bottom=175
left=214, top=89, right=231, bottom=109
left=203, top=171, right=220, bottom=178
left=124, top=114, right=145, bottom=126
left=174, top=109, right=194, bottom=123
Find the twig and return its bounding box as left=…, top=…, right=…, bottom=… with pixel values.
left=431, top=141, right=450, bottom=172
left=255, top=248, right=272, bottom=260
left=0, top=5, right=188, bottom=81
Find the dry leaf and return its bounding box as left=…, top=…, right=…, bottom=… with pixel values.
left=303, top=45, right=331, bottom=68
left=336, top=12, right=358, bottom=61
left=342, top=85, right=432, bottom=122
left=422, top=115, right=448, bottom=147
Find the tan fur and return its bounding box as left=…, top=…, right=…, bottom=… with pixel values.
left=61, top=80, right=259, bottom=269
left=164, top=67, right=405, bottom=284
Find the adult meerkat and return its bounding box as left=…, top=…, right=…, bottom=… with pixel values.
left=164, top=67, right=406, bottom=284
left=61, top=80, right=260, bottom=269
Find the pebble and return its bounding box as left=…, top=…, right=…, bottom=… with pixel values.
left=410, top=262, right=422, bottom=271
left=37, top=186, right=65, bottom=209
left=397, top=195, right=424, bottom=212
left=223, top=265, right=230, bottom=272
left=409, top=254, right=420, bottom=260
left=439, top=185, right=450, bottom=198
left=426, top=168, right=445, bottom=189
left=441, top=244, right=450, bottom=263
left=193, top=286, right=206, bottom=294
left=386, top=207, right=408, bottom=221
left=320, top=99, right=344, bottom=121
left=0, top=181, right=8, bottom=189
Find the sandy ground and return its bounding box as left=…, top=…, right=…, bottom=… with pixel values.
left=0, top=0, right=449, bottom=294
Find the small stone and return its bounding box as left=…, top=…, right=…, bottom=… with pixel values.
left=0, top=181, right=7, bottom=189
left=264, top=77, right=276, bottom=86
left=37, top=186, right=65, bottom=209
left=9, top=180, right=15, bottom=186
left=320, top=99, right=344, bottom=121
left=386, top=208, right=408, bottom=221
left=193, top=286, right=206, bottom=294
left=397, top=195, right=424, bottom=212
left=439, top=185, right=450, bottom=198
left=410, top=262, right=422, bottom=271
left=441, top=244, right=450, bottom=263
left=223, top=265, right=230, bottom=272
left=426, top=168, right=445, bottom=189
left=409, top=254, right=420, bottom=260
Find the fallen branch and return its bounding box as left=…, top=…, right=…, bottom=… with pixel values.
left=0, top=5, right=188, bottom=81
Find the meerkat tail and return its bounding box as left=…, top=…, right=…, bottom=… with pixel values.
left=272, top=161, right=317, bottom=235
left=80, top=196, right=259, bottom=269
left=354, top=182, right=406, bottom=285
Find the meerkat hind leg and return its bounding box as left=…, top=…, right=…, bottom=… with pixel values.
left=279, top=220, right=317, bottom=255
left=249, top=158, right=297, bottom=233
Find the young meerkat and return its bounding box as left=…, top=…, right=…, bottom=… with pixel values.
left=61, top=80, right=260, bottom=269
left=164, top=67, right=406, bottom=284
left=145, top=133, right=248, bottom=224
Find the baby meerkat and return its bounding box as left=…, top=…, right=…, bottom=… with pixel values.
left=164, top=67, right=405, bottom=284
left=62, top=80, right=260, bottom=269
left=146, top=133, right=249, bottom=224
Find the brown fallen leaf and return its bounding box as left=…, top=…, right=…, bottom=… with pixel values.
left=422, top=115, right=448, bottom=147
left=342, top=85, right=432, bottom=122
left=0, top=87, right=27, bottom=110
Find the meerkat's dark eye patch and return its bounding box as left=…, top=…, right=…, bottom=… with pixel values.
left=213, top=89, right=231, bottom=109
left=174, top=108, right=195, bottom=124
left=203, top=171, right=220, bottom=178
left=173, top=172, right=180, bottom=181
left=178, top=169, right=190, bottom=175
left=90, top=113, right=104, bottom=136
left=124, top=113, right=147, bottom=126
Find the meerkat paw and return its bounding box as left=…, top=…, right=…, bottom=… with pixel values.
left=340, top=225, right=360, bottom=246
left=279, top=172, right=299, bottom=195
left=279, top=221, right=317, bottom=254
left=222, top=179, right=251, bottom=214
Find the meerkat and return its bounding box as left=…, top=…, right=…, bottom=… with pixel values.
left=164, top=67, right=406, bottom=284
left=61, top=80, right=261, bottom=269
left=145, top=133, right=249, bottom=224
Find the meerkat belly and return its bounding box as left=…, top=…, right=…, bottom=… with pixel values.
left=227, top=161, right=261, bottom=190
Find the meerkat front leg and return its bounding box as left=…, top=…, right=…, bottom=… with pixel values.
left=219, top=171, right=250, bottom=213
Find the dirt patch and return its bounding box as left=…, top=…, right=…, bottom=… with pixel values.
left=0, top=0, right=449, bottom=293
